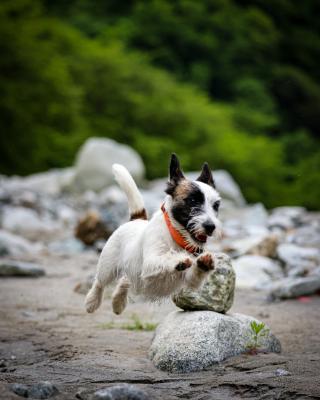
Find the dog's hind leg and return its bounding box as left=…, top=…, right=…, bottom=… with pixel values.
left=85, top=240, right=120, bottom=313
left=111, top=276, right=130, bottom=315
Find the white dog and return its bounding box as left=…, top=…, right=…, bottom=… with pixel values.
left=85, top=154, right=221, bottom=315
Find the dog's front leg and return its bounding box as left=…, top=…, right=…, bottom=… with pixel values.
left=184, top=252, right=215, bottom=290
left=141, top=252, right=194, bottom=298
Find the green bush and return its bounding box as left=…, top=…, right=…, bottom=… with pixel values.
left=0, top=0, right=319, bottom=209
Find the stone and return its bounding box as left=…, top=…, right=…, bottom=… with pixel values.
left=275, top=368, right=291, bottom=376
left=172, top=253, right=235, bottom=313
left=268, top=207, right=306, bottom=231
left=232, top=255, right=283, bottom=290
left=10, top=383, right=29, bottom=397
left=0, top=260, right=45, bottom=277
left=1, top=168, right=74, bottom=196
left=271, top=206, right=306, bottom=220
left=286, top=225, right=320, bottom=248
left=220, top=203, right=268, bottom=230
left=150, top=311, right=281, bottom=372
left=268, top=276, right=320, bottom=300
left=10, top=381, right=58, bottom=399
left=223, top=233, right=279, bottom=258
left=72, top=138, right=145, bottom=192
left=91, top=384, right=149, bottom=400
left=0, top=230, right=42, bottom=256
left=277, top=244, right=320, bottom=271
left=75, top=210, right=113, bottom=246
left=48, top=238, right=85, bottom=255
left=1, top=206, right=61, bottom=241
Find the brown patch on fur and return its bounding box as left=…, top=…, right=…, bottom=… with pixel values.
left=171, top=179, right=194, bottom=200
left=197, top=253, right=215, bottom=271
left=130, top=208, right=147, bottom=221
left=175, top=258, right=192, bottom=271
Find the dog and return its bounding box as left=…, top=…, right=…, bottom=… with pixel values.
left=85, top=154, right=221, bottom=315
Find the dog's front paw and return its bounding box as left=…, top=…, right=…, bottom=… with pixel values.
left=197, top=252, right=215, bottom=272
left=175, top=258, right=192, bottom=271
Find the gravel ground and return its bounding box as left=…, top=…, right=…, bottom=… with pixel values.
left=0, top=251, right=320, bottom=400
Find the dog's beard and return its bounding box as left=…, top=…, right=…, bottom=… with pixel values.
left=186, top=213, right=222, bottom=245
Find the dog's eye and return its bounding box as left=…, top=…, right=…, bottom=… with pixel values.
left=213, top=201, right=220, bottom=212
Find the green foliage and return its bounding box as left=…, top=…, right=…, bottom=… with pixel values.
left=0, top=0, right=319, bottom=209
left=246, top=321, right=270, bottom=352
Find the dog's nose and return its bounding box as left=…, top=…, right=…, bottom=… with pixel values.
left=203, top=221, right=215, bottom=236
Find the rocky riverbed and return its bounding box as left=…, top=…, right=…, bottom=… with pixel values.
left=0, top=138, right=320, bottom=399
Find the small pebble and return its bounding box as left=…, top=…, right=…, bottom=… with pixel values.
left=275, top=368, right=291, bottom=376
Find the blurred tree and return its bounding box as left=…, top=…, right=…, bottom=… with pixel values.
left=0, top=0, right=319, bottom=209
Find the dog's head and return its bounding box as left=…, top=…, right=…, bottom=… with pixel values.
left=165, top=153, right=221, bottom=245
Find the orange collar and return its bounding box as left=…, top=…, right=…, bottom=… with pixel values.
left=161, top=204, right=202, bottom=255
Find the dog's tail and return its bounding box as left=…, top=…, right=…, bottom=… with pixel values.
left=112, top=164, right=147, bottom=220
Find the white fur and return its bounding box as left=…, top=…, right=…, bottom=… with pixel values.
left=112, top=164, right=144, bottom=215
left=85, top=166, right=220, bottom=314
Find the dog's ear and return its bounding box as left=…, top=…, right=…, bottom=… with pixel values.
left=165, top=153, right=185, bottom=195
left=196, top=162, right=215, bottom=188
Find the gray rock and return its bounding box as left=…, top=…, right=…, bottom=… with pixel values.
left=271, top=206, right=306, bottom=220
left=269, top=276, right=320, bottom=300
left=10, top=381, right=58, bottom=399
left=0, top=230, right=42, bottom=256
left=286, top=225, right=320, bottom=248
left=172, top=253, right=235, bottom=313
left=72, top=138, right=145, bottom=192
left=0, top=260, right=45, bottom=277
left=220, top=203, right=268, bottom=230
left=277, top=244, right=320, bottom=271
left=48, top=238, right=84, bottom=255
left=1, top=206, right=61, bottom=241
left=233, top=255, right=283, bottom=290
left=150, top=311, right=281, bottom=372
left=91, top=384, right=149, bottom=400
left=275, top=368, right=291, bottom=376
left=223, top=233, right=279, bottom=258
left=10, top=383, right=29, bottom=397
left=1, top=168, right=74, bottom=196
left=268, top=207, right=306, bottom=231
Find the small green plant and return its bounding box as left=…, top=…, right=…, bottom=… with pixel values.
left=246, top=321, right=270, bottom=354
left=121, top=314, right=158, bottom=331
left=97, top=321, right=116, bottom=329
left=97, top=314, right=157, bottom=332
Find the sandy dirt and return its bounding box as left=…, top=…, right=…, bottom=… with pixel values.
left=0, top=251, right=320, bottom=399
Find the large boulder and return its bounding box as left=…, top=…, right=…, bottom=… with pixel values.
left=172, top=253, right=235, bottom=313
left=232, top=255, right=283, bottom=290
left=150, top=311, right=281, bottom=372
left=71, top=138, right=145, bottom=192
